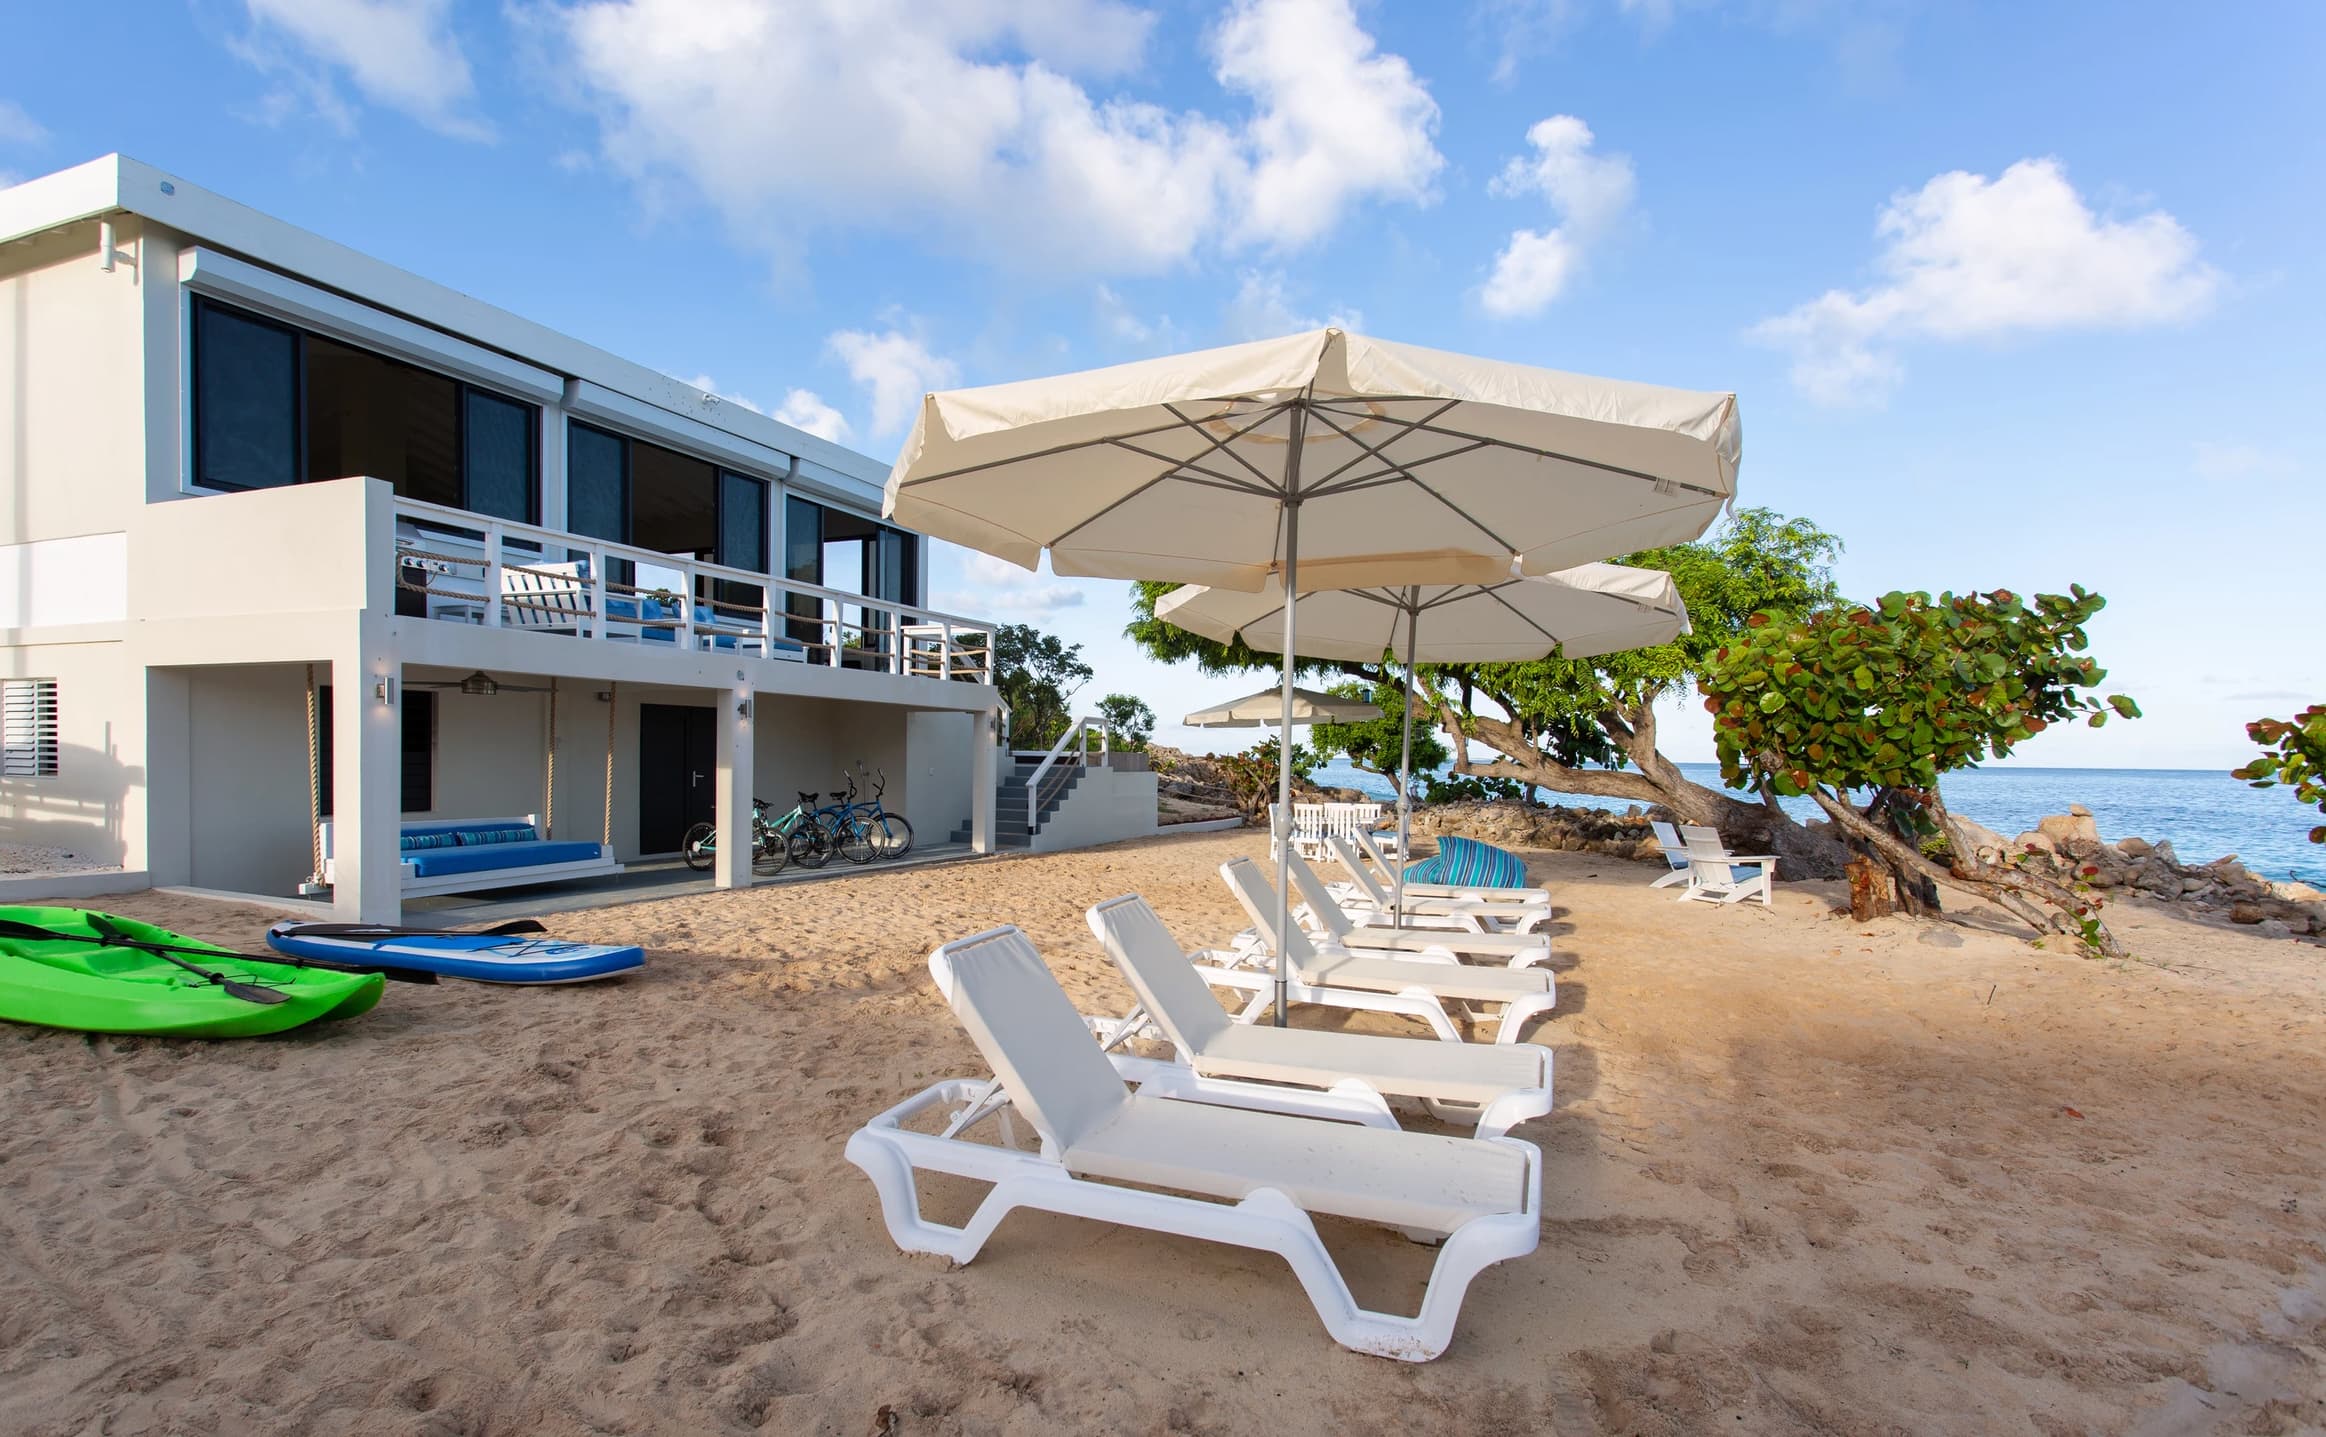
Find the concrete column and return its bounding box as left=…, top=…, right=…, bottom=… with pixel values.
left=331, top=617, right=403, bottom=923
left=714, top=678, right=756, bottom=889
left=970, top=705, right=998, bottom=854
left=140, top=666, right=193, bottom=887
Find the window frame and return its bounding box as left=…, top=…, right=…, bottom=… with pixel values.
left=1, top=678, right=60, bottom=780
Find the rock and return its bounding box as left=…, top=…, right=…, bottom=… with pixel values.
left=2116, top=836, right=2153, bottom=858
left=2151, top=839, right=2179, bottom=867
left=2257, top=919, right=2295, bottom=941
left=1951, top=814, right=2011, bottom=863
left=2180, top=876, right=2213, bottom=895
left=2082, top=866, right=2121, bottom=888
left=2068, top=803, right=2092, bottom=818
left=2231, top=902, right=2268, bottom=925
left=2204, top=854, right=2242, bottom=871
left=2037, top=812, right=2100, bottom=848
left=2273, top=880, right=2325, bottom=903
left=2015, top=830, right=2057, bottom=856
left=1917, top=927, right=1964, bottom=948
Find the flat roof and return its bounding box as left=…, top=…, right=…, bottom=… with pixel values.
left=0, top=154, right=890, bottom=506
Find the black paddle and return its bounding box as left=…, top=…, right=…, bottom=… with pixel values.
left=0, top=916, right=437, bottom=988
left=270, top=918, right=548, bottom=941
left=73, top=915, right=287, bottom=1005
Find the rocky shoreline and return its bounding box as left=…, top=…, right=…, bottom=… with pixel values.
left=2005, top=804, right=2324, bottom=940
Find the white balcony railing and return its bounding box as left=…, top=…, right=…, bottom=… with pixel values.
left=388, top=497, right=994, bottom=685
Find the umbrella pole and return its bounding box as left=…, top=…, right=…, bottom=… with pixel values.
left=1272, top=501, right=1300, bottom=1028
left=1394, top=597, right=1417, bottom=928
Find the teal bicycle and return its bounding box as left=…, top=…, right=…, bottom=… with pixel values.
left=681, top=794, right=821, bottom=874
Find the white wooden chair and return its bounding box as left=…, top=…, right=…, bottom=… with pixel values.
left=1676, top=824, right=1775, bottom=907
left=1647, top=820, right=1693, bottom=888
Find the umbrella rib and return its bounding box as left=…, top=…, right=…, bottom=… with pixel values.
left=1363, top=414, right=1730, bottom=498
left=1300, top=404, right=1525, bottom=552
left=1302, top=444, right=1493, bottom=499
left=1296, top=399, right=1466, bottom=493
left=1049, top=403, right=1294, bottom=549
left=1479, top=585, right=1571, bottom=649
left=1103, top=439, right=1279, bottom=495
left=1162, top=402, right=1289, bottom=488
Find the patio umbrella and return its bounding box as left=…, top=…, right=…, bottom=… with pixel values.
left=1156, top=562, right=1690, bottom=921
left=885, top=328, right=1740, bottom=1024
left=1183, top=686, right=1382, bottom=729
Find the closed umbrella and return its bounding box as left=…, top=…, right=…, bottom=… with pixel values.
left=886, top=328, right=1740, bottom=1024
left=1157, top=562, right=1690, bottom=921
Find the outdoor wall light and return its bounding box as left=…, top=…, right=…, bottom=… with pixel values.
left=737, top=699, right=752, bottom=719
left=374, top=677, right=396, bottom=706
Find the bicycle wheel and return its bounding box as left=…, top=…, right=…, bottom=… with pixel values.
left=868, top=813, right=914, bottom=859
left=828, top=815, right=875, bottom=865
left=681, top=822, right=716, bottom=872
left=787, top=824, right=830, bottom=869
left=751, top=824, right=788, bottom=875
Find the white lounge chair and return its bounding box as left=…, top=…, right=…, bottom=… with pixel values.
left=1220, top=859, right=1557, bottom=1044
left=1086, top=895, right=1553, bottom=1137
left=1676, top=824, right=1775, bottom=907
left=844, top=926, right=1542, bottom=1361
left=1332, top=833, right=1550, bottom=907
left=1285, top=851, right=1553, bottom=969
left=1647, top=820, right=1694, bottom=888
left=1309, top=840, right=1551, bottom=936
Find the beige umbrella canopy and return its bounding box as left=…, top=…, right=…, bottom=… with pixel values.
left=1158, top=563, right=1690, bottom=919
left=884, top=328, right=1740, bottom=1025
left=1184, top=686, right=1383, bottom=729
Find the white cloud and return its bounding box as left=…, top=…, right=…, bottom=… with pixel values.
left=0, top=100, right=46, bottom=148
left=1094, top=284, right=1184, bottom=350
left=828, top=328, right=958, bottom=439
left=1223, top=269, right=1362, bottom=340
left=548, top=0, right=1441, bottom=274
left=238, top=0, right=492, bottom=140
left=1477, top=114, right=1635, bottom=318
left=2192, top=442, right=2295, bottom=486
left=937, top=550, right=1088, bottom=618
left=1753, top=158, right=2220, bottom=405
left=775, top=389, right=851, bottom=443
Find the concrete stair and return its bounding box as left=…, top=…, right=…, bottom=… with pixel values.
left=948, top=760, right=1083, bottom=848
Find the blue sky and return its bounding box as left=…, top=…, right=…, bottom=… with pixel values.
left=2, top=0, right=2317, bottom=768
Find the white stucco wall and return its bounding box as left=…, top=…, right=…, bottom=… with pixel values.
left=0, top=641, right=149, bottom=870
left=181, top=664, right=312, bottom=894
left=0, top=219, right=148, bottom=548
left=904, top=709, right=975, bottom=842
left=1030, top=766, right=1159, bottom=853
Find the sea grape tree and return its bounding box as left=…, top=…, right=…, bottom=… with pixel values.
left=1308, top=679, right=1449, bottom=797
left=1701, top=586, right=2140, bottom=955
left=2232, top=705, right=2326, bottom=844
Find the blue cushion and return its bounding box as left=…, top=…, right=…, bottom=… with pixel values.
left=1408, top=835, right=1526, bottom=889
left=456, top=826, right=539, bottom=846
left=406, top=840, right=606, bottom=878
left=399, top=831, right=462, bottom=852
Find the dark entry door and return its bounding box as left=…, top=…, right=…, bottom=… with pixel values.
left=637, top=704, right=717, bottom=854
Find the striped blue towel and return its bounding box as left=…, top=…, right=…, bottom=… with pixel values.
left=1405, top=834, right=1526, bottom=889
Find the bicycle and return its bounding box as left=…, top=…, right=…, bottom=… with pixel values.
left=798, top=776, right=875, bottom=866
left=681, top=797, right=790, bottom=875
left=852, top=767, right=915, bottom=859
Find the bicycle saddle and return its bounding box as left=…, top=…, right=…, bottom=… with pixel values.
left=796, top=791, right=818, bottom=805
left=827, top=790, right=849, bottom=801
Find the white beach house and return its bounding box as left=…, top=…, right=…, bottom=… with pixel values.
left=0, top=155, right=1152, bottom=922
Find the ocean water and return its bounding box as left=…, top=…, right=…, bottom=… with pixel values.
left=1305, top=759, right=2326, bottom=885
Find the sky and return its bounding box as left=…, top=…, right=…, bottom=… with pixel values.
left=2, top=0, right=2318, bottom=770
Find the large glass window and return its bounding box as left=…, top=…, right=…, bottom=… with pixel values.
left=566, top=423, right=630, bottom=544
left=781, top=496, right=923, bottom=658
left=193, top=302, right=300, bottom=493
left=567, top=424, right=771, bottom=576
left=190, top=297, right=538, bottom=522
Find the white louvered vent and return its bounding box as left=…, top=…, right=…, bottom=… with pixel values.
left=2, top=679, right=59, bottom=778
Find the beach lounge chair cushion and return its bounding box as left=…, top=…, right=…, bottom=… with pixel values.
left=1407, top=836, right=1526, bottom=891
left=403, top=840, right=608, bottom=879
left=939, top=928, right=1528, bottom=1233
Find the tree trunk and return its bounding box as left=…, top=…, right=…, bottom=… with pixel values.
left=1433, top=694, right=1854, bottom=878
left=1845, top=856, right=1894, bottom=921
left=1808, top=785, right=2126, bottom=957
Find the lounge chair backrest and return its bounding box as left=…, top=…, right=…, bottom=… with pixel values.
left=501, top=559, right=591, bottom=630
left=1284, top=852, right=1358, bottom=940
left=1219, top=859, right=1321, bottom=972
left=929, top=927, right=1128, bottom=1150
left=1325, top=835, right=1392, bottom=904
left=1650, top=820, right=1689, bottom=871
left=1086, top=896, right=1229, bottom=1051
left=1678, top=826, right=1743, bottom=883
left=1351, top=828, right=1394, bottom=875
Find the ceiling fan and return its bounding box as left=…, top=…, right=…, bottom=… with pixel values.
left=405, top=670, right=557, bottom=698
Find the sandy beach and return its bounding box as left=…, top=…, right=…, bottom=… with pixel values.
left=3, top=830, right=2323, bottom=1435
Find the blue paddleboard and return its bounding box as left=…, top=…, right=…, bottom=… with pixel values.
left=266, top=922, right=644, bottom=985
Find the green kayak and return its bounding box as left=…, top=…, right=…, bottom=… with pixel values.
left=0, top=906, right=384, bottom=1037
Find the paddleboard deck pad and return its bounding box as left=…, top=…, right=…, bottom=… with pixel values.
left=266, top=922, right=644, bottom=985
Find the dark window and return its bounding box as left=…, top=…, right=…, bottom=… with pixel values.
left=193, top=301, right=300, bottom=491
left=784, top=494, right=823, bottom=645
left=718, top=471, right=767, bottom=571
left=463, top=390, right=536, bottom=523
left=315, top=688, right=435, bottom=817
left=191, top=297, right=538, bottom=520
left=629, top=440, right=718, bottom=559
left=305, top=332, right=460, bottom=504
left=566, top=423, right=629, bottom=544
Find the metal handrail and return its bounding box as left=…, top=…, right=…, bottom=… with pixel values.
left=1023, top=716, right=1110, bottom=824
left=390, top=497, right=996, bottom=684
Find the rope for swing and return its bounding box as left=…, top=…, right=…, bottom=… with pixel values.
left=304, top=663, right=324, bottom=884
